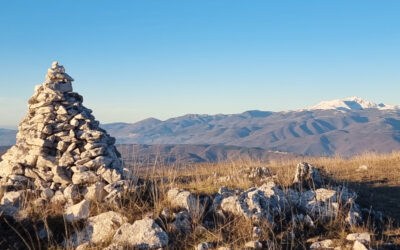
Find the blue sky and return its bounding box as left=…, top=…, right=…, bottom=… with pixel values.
left=0, top=1, right=399, bottom=127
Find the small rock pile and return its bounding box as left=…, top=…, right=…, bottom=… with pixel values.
left=0, top=62, right=133, bottom=216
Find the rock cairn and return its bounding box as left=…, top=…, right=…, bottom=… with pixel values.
left=0, top=62, right=130, bottom=209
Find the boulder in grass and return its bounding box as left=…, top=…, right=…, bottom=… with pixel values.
left=112, top=218, right=168, bottom=249
left=293, top=162, right=322, bottom=188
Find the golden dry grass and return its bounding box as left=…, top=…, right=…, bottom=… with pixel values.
left=3, top=151, right=400, bottom=249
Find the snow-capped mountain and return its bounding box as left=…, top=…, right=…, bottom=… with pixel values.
left=307, top=96, right=398, bottom=111
left=3, top=97, right=400, bottom=157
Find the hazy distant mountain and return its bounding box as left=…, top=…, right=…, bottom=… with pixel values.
left=102, top=97, right=400, bottom=157
left=2, top=97, right=400, bottom=157
left=0, top=129, right=17, bottom=146
left=115, top=144, right=292, bottom=164
left=0, top=144, right=291, bottom=164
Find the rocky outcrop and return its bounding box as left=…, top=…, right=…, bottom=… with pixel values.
left=211, top=164, right=364, bottom=233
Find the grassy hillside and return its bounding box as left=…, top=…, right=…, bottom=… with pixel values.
left=141, top=151, right=400, bottom=223
left=1, top=151, right=400, bottom=249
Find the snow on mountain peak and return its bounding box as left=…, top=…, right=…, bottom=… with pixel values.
left=308, top=97, right=397, bottom=111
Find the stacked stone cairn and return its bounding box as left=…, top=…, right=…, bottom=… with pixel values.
left=0, top=62, right=134, bottom=217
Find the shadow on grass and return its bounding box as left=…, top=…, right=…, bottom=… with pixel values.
left=345, top=181, right=400, bottom=225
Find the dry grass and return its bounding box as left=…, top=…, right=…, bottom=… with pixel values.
left=2, top=151, right=400, bottom=249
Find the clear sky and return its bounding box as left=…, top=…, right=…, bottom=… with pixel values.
left=0, top=1, right=399, bottom=128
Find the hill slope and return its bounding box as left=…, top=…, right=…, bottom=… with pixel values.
left=3, top=97, right=400, bottom=157
left=103, top=107, right=400, bottom=156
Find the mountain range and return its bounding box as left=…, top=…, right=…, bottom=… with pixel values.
left=2, top=97, right=400, bottom=157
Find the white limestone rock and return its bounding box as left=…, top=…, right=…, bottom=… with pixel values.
left=170, top=210, right=192, bottom=235
left=346, top=206, right=362, bottom=227
left=315, top=188, right=337, bottom=203
left=197, top=242, right=213, bottom=250
left=112, top=218, right=168, bottom=249
left=167, top=188, right=203, bottom=215
left=72, top=171, right=99, bottom=185
left=51, top=190, right=66, bottom=203
left=293, top=162, right=322, bottom=187
left=82, top=182, right=106, bottom=202
left=346, top=233, right=371, bottom=244
left=1, top=191, right=24, bottom=206
left=353, top=240, right=368, bottom=250
left=244, top=241, right=263, bottom=249
left=220, top=186, right=277, bottom=224
left=64, top=184, right=79, bottom=200
left=0, top=190, right=25, bottom=216
left=64, top=199, right=91, bottom=223
left=103, top=243, right=125, bottom=250
left=79, top=211, right=127, bottom=245
left=310, top=239, right=333, bottom=249
left=41, top=188, right=54, bottom=200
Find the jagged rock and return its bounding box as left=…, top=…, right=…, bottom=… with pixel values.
left=112, top=218, right=168, bottom=249
left=292, top=214, right=315, bottom=228
left=353, top=241, right=368, bottom=250
left=103, top=243, right=125, bottom=250
left=104, top=180, right=130, bottom=193
left=160, top=207, right=172, bottom=220
left=51, top=190, right=66, bottom=203
left=82, top=182, right=106, bottom=202
left=248, top=166, right=273, bottom=183
left=72, top=171, right=99, bottom=185
left=219, top=184, right=286, bottom=224
left=167, top=188, right=203, bottom=215
left=0, top=190, right=25, bottom=216
left=310, top=239, right=333, bottom=249
left=305, top=200, right=339, bottom=220
left=315, top=188, right=337, bottom=202
left=197, top=242, right=213, bottom=250
left=70, top=211, right=127, bottom=246
left=357, top=165, right=368, bottom=172
left=252, top=226, right=262, bottom=238
left=104, top=189, right=123, bottom=207
left=293, top=162, right=322, bottom=188
left=244, top=241, right=263, bottom=249
left=1, top=191, right=24, bottom=206
left=346, top=205, right=362, bottom=227
left=64, top=199, right=91, bottom=223
left=41, top=188, right=54, bottom=200
left=258, top=181, right=289, bottom=214
left=211, top=186, right=242, bottom=214
left=75, top=242, right=90, bottom=250
left=64, top=184, right=79, bottom=201
left=346, top=233, right=370, bottom=244
left=52, top=166, right=71, bottom=186
left=170, top=210, right=192, bottom=235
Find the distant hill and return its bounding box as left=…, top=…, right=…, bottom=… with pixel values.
left=0, top=146, right=9, bottom=157
left=0, top=129, right=17, bottom=146
left=0, top=144, right=292, bottom=164
left=116, top=144, right=292, bottom=164
left=3, top=97, right=400, bottom=157
left=102, top=97, right=400, bottom=157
